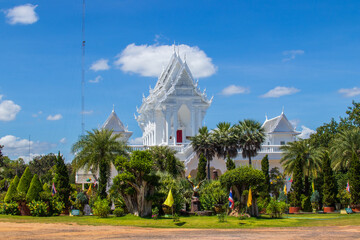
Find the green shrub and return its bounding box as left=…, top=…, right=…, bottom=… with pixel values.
left=93, top=198, right=110, bottom=218
left=2, top=202, right=20, bottom=215
left=49, top=199, right=64, bottom=216
left=114, top=207, right=125, bottom=217
left=337, top=190, right=351, bottom=207
left=301, top=194, right=312, bottom=212
left=17, top=167, right=33, bottom=195
left=217, top=212, right=226, bottom=222
left=278, top=191, right=287, bottom=202
left=311, top=190, right=320, bottom=203
left=27, top=200, right=49, bottom=217
left=266, top=198, right=288, bottom=218
left=152, top=207, right=159, bottom=219
left=4, top=176, right=19, bottom=203
left=26, top=174, right=43, bottom=202
left=199, top=180, right=227, bottom=210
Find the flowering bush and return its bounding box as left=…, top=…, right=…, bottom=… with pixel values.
left=27, top=200, right=49, bottom=217
left=50, top=199, right=64, bottom=216
left=1, top=202, right=20, bottom=215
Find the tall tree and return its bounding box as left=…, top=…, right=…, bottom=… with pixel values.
left=190, top=126, right=216, bottom=180
left=112, top=151, right=159, bottom=217
left=261, top=155, right=270, bottom=200
left=280, top=139, right=321, bottom=196
left=29, top=154, right=57, bottom=184
left=226, top=155, right=236, bottom=171
left=196, top=153, right=207, bottom=181
left=290, top=156, right=303, bottom=207
left=212, top=122, right=238, bottom=160
left=0, top=145, right=4, bottom=168
left=331, top=128, right=360, bottom=171
left=349, top=155, right=360, bottom=205
left=321, top=152, right=337, bottom=207
left=235, top=119, right=265, bottom=166
left=54, top=152, right=71, bottom=208
left=72, top=129, right=128, bottom=199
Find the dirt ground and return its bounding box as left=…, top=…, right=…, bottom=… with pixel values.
left=0, top=222, right=360, bottom=239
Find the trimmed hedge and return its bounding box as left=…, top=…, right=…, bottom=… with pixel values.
left=4, top=176, right=19, bottom=203
left=26, top=174, right=43, bottom=202
left=17, top=167, right=33, bottom=194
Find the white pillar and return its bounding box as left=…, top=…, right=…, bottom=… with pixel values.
left=166, top=111, right=171, bottom=144
left=191, top=109, right=195, bottom=136
left=197, top=108, right=202, bottom=129
left=173, top=108, right=178, bottom=145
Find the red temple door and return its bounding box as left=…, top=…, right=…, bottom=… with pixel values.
left=176, top=130, right=183, bottom=143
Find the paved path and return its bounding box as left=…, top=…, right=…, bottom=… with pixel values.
left=0, top=222, right=360, bottom=239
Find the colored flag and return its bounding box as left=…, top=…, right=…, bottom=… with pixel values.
left=163, top=189, right=174, bottom=207
left=346, top=181, right=350, bottom=193
left=93, top=179, right=97, bottom=186
left=52, top=182, right=57, bottom=196
left=228, top=188, right=234, bottom=209
left=247, top=188, right=252, bottom=207
left=284, top=184, right=287, bottom=195
left=87, top=184, right=92, bottom=195
left=188, top=173, right=191, bottom=179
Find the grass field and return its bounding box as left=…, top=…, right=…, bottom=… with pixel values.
left=0, top=213, right=360, bottom=229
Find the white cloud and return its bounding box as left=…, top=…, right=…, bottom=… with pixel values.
left=47, top=114, right=62, bottom=121
left=0, top=135, right=55, bottom=162
left=90, top=59, right=110, bottom=71
left=282, top=50, right=304, bottom=62
left=261, top=86, right=300, bottom=98
left=220, top=85, right=250, bottom=96
left=289, top=119, right=300, bottom=129
left=0, top=95, right=21, bottom=121
left=114, top=43, right=217, bottom=78
left=338, top=87, right=360, bottom=97
left=89, top=75, right=102, bottom=83
left=297, top=126, right=316, bottom=139
left=32, top=110, right=42, bottom=118
left=81, top=110, right=93, bottom=115
left=4, top=4, right=39, bottom=25
left=129, top=137, right=143, bottom=145
left=59, top=137, right=66, bottom=144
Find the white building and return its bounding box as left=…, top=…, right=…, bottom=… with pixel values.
left=76, top=49, right=300, bottom=185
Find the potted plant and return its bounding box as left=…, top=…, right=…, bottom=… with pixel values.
left=310, top=190, right=320, bottom=213
left=15, top=192, right=30, bottom=216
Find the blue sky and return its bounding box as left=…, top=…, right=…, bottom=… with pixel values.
left=1, top=0, right=359, bottom=162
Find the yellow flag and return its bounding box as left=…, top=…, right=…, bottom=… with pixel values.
left=188, top=173, right=191, bottom=179
left=284, top=184, right=287, bottom=195
left=312, top=182, right=315, bottom=192
left=87, top=184, right=92, bottom=195
left=163, top=189, right=174, bottom=207
left=247, top=188, right=252, bottom=207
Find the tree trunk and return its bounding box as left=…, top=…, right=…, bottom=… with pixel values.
left=207, top=160, right=211, bottom=180
left=249, top=156, right=252, bottom=166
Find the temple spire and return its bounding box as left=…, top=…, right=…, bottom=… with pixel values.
left=112, top=104, right=115, bottom=112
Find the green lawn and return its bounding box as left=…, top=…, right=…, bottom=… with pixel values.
left=0, top=213, right=360, bottom=229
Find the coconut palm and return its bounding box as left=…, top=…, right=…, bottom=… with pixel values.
left=190, top=126, right=216, bottom=180
left=280, top=138, right=322, bottom=195
left=212, top=122, right=238, bottom=160
left=148, top=146, right=185, bottom=177
left=235, top=119, right=265, bottom=166
left=72, top=128, right=128, bottom=199
left=331, top=128, right=360, bottom=170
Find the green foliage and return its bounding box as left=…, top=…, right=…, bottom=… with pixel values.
left=310, top=190, right=320, bottom=203
left=1, top=202, right=20, bottom=215
left=226, top=155, right=236, bottom=171
left=26, top=174, right=43, bottom=202
left=322, top=152, right=337, bottom=207
left=4, top=175, right=19, bottom=203
left=290, top=156, right=303, bottom=207
left=29, top=154, right=57, bottom=184
left=93, top=198, right=110, bottom=218
left=0, top=157, right=27, bottom=180
left=217, top=212, right=227, bottom=222
left=27, top=200, right=49, bottom=217
left=213, top=122, right=238, bottom=160
left=349, top=156, right=360, bottom=205
left=301, top=194, right=312, bottom=212
left=148, top=146, right=185, bottom=178
left=0, top=178, right=10, bottom=192
left=261, top=155, right=270, bottom=200
left=199, top=180, right=227, bottom=210
left=53, top=152, right=71, bottom=208
left=269, top=167, right=286, bottom=199
left=278, top=191, right=287, bottom=202
left=343, top=101, right=360, bottom=127
left=196, top=153, right=207, bottom=181
left=17, top=167, right=33, bottom=194
left=152, top=207, right=159, bottom=219
left=337, top=190, right=351, bottom=206
left=114, top=207, right=125, bottom=217
left=72, top=128, right=128, bottom=199
left=266, top=198, right=288, bottom=218
left=49, top=199, right=64, bottom=216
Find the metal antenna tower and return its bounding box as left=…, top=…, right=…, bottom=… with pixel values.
left=81, top=0, right=86, bottom=134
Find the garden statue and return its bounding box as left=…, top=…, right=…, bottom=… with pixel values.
left=186, top=177, right=206, bottom=212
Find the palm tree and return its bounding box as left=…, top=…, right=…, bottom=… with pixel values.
left=331, top=128, right=360, bottom=170
left=280, top=139, right=322, bottom=195
left=148, top=146, right=185, bottom=177
left=190, top=126, right=216, bottom=180
left=212, top=122, right=238, bottom=161
left=72, top=128, right=128, bottom=199
left=235, top=119, right=265, bottom=166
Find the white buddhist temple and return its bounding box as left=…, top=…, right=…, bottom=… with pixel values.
left=76, top=48, right=300, bottom=186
